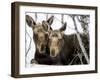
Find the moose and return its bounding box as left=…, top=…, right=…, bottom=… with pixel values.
left=26, top=15, right=54, bottom=65
left=48, top=22, right=89, bottom=65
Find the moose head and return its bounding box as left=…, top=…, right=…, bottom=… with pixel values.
left=48, top=23, right=67, bottom=57
left=26, top=15, right=54, bottom=54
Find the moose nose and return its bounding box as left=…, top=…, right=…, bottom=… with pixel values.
left=39, top=35, right=45, bottom=41
left=39, top=33, right=45, bottom=40
left=40, top=44, right=46, bottom=53
left=40, top=36, right=44, bottom=40
left=41, top=44, right=45, bottom=51
left=51, top=50, right=55, bottom=57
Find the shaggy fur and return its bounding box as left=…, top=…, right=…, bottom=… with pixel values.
left=48, top=23, right=89, bottom=65
left=26, top=15, right=54, bottom=65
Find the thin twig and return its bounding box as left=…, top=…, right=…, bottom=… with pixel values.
left=26, top=31, right=32, bottom=57
left=68, top=54, right=79, bottom=65
left=25, top=31, right=32, bottom=67
left=46, top=14, right=48, bottom=20
left=78, top=53, right=83, bottom=64
left=35, top=12, right=37, bottom=22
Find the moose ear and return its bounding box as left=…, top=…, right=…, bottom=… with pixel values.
left=26, top=15, right=36, bottom=27
left=47, top=16, right=54, bottom=25
left=42, top=20, right=52, bottom=31
left=60, top=22, right=67, bottom=32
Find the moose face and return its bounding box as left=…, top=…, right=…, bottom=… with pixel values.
left=26, top=15, right=54, bottom=54
left=48, top=23, right=67, bottom=57
left=33, top=23, right=48, bottom=53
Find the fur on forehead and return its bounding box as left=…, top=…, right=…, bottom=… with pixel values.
left=33, top=22, right=47, bottom=33
left=35, top=22, right=47, bottom=28
left=49, top=30, right=63, bottom=39
left=35, top=22, right=42, bottom=27
left=50, top=30, right=62, bottom=34
left=33, top=22, right=44, bottom=30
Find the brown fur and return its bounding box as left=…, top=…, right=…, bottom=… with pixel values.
left=26, top=15, right=54, bottom=65
left=48, top=23, right=66, bottom=57
left=48, top=30, right=64, bottom=57
left=48, top=22, right=89, bottom=65
left=26, top=15, right=54, bottom=53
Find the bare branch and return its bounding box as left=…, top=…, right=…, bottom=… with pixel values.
left=46, top=14, right=48, bottom=20
left=61, top=14, right=64, bottom=24
left=35, top=12, right=37, bottom=22
left=78, top=53, right=83, bottom=64
left=26, top=31, right=32, bottom=57
left=25, top=31, right=32, bottom=67
left=70, top=15, right=89, bottom=64
left=69, top=54, right=79, bottom=65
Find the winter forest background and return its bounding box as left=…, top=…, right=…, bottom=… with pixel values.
left=25, top=12, right=90, bottom=67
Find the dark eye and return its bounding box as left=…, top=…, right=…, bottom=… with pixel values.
left=52, top=34, right=58, bottom=37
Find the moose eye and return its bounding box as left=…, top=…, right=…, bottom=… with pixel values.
left=52, top=34, right=58, bottom=37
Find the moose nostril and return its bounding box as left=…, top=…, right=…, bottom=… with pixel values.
left=40, top=36, right=43, bottom=39
left=41, top=44, right=45, bottom=52
left=51, top=50, right=55, bottom=57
